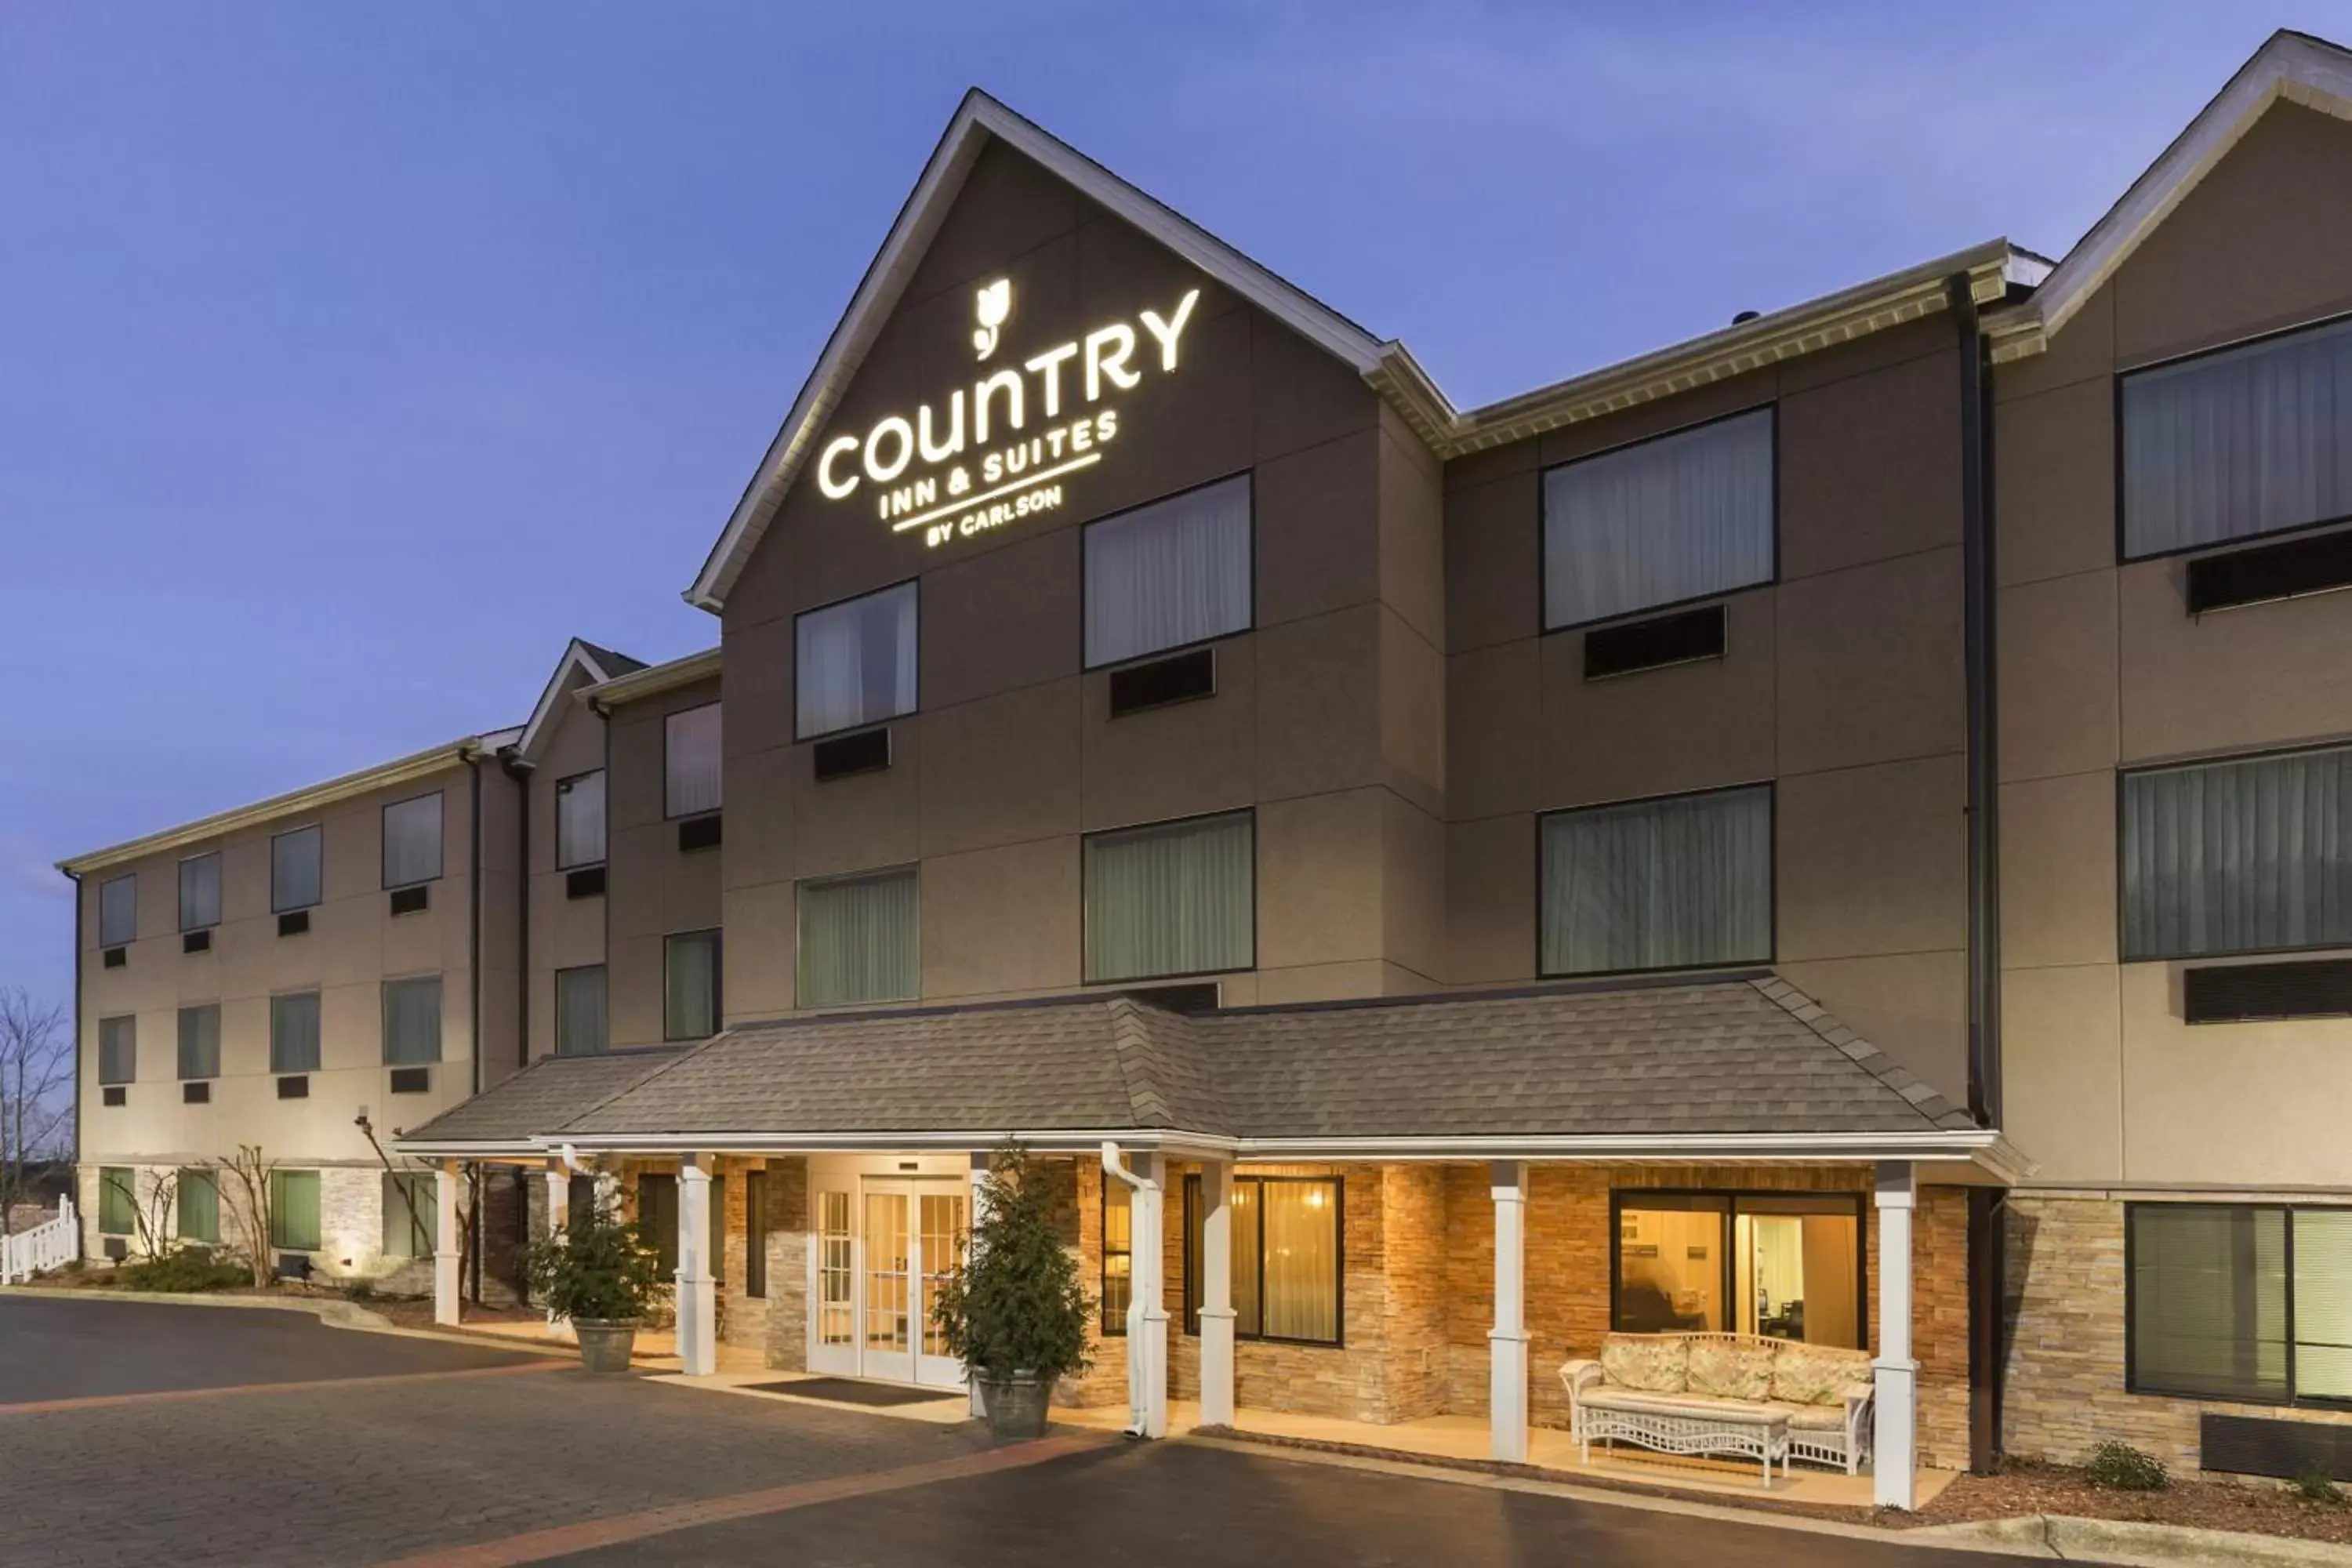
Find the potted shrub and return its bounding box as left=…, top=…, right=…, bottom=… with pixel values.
left=523, top=1191, right=667, bottom=1373
left=931, top=1144, right=1091, bottom=1439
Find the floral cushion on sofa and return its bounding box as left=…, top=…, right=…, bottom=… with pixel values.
left=1686, top=1337, right=1776, bottom=1401
left=1768, top=1341, right=1873, bottom=1406
left=1599, top=1333, right=1689, bottom=1394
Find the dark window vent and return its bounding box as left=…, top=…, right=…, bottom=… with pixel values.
left=102, top=946, right=126, bottom=969
left=389, top=884, right=430, bottom=916
left=2183, top=958, right=2352, bottom=1024
left=2201, top=1414, right=2352, bottom=1481
left=182, top=929, right=212, bottom=954
left=103, top=1237, right=128, bottom=1261
left=182, top=1080, right=210, bottom=1105
left=276, top=1075, right=309, bottom=1100
left=1120, top=981, right=1221, bottom=1014
left=278, top=909, right=310, bottom=938
left=389, top=1066, right=430, bottom=1094
left=275, top=1252, right=313, bottom=1279
left=1109, top=647, right=1218, bottom=717
left=565, top=865, right=607, bottom=900
left=677, top=812, right=724, bottom=853
left=101, top=1085, right=126, bottom=1108
left=1584, top=604, right=1728, bottom=681
left=812, top=727, right=893, bottom=782
left=2187, top=528, right=2352, bottom=615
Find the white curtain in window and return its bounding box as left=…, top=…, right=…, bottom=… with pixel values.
left=1260, top=1181, right=1339, bottom=1342
left=382, top=976, right=443, bottom=1065
left=100, top=875, right=137, bottom=947
left=176, top=1004, right=220, bottom=1080
left=554, top=965, right=608, bottom=1057
left=2122, top=746, right=2352, bottom=960
left=98, top=1016, right=136, bottom=1085
left=2131, top=1205, right=2289, bottom=1400
left=2296, top=1210, right=2352, bottom=1400
left=1544, top=409, right=1774, bottom=627
left=382, top=1174, right=437, bottom=1259
left=797, top=583, right=918, bottom=739
left=1084, top=476, right=1252, bottom=667
left=556, top=771, right=607, bottom=869
left=665, top=931, right=720, bottom=1040
left=1084, top=813, right=1253, bottom=983
left=665, top=704, right=724, bottom=817
left=2123, top=317, right=2352, bottom=557
left=271, top=992, right=321, bottom=1073
left=383, top=794, right=444, bottom=887
left=1542, top=785, right=1772, bottom=975
left=179, top=853, right=221, bottom=931
left=272, top=826, right=322, bottom=913
left=797, top=869, right=918, bottom=1008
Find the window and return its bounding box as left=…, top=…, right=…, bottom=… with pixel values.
left=1083, top=475, right=1251, bottom=669
left=178, top=852, right=221, bottom=932
left=99, top=874, right=136, bottom=948
left=98, top=1015, right=136, bottom=1085
left=797, top=868, right=918, bottom=1008
left=1611, top=1191, right=1863, bottom=1347
left=745, top=1168, right=769, bottom=1299
left=708, top=1174, right=726, bottom=1286
left=383, top=1173, right=437, bottom=1259
left=796, top=582, right=918, bottom=739
left=2122, top=316, right=2352, bottom=558
left=270, top=1170, right=321, bottom=1251
left=98, top=1168, right=135, bottom=1236
left=665, top=703, right=723, bottom=818
left=178, top=1170, right=220, bottom=1244
left=382, top=793, right=444, bottom=888
left=663, top=931, right=721, bottom=1041
left=1083, top=811, right=1254, bottom=984
left=270, top=992, right=321, bottom=1074
left=2129, top=1203, right=2352, bottom=1405
left=554, top=965, right=608, bottom=1057
left=271, top=825, right=323, bottom=913
left=1543, top=408, right=1775, bottom=629
left=1183, top=1174, right=1341, bottom=1345
left=637, top=1174, right=680, bottom=1274
left=2122, top=746, right=2352, bottom=962
left=1102, top=1178, right=1133, bottom=1335
left=1540, top=783, right=1773, bottom=977
left=176, top=1004, right=220, bottom=1081
left=817, top=1191, right=853, bottom=1345
left=555, top=770, right=606, bottom=869
left=382, top=976, right=443, bottom=1065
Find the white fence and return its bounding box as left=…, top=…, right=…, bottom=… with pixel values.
left=2, top=1199, right=78, bottom=1284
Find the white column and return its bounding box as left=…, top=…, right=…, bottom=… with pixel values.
left=1133, top=1155, right=1167, bottom=1439
left=1197, top=1159, right=1236, bottom=1428
left=677, top=1157, right=716, bottom=1377
left=968, top=1152, right=993, bottom=1417
left=433, top=1162, right=462, bottom=1327
left=1489, top=1160, right=1530, bottom=1464
left=1874, top=1161, right=1918, bottom=1509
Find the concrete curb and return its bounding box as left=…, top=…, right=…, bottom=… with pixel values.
left=1909, top=1514, right=2352, bottom=1566
left=0, top=1283, right=579, bottom=1357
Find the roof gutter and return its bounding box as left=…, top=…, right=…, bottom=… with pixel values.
left=1951, top=273, right=2002, bottom=1132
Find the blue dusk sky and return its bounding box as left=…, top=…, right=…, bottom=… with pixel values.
left=2, top=4, right=2346, bottom=1016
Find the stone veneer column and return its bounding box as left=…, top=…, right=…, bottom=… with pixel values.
left=1874, top=1161, right=1918, bottom=1509
left=433, top=1162, right=461, bottom=1327
left=1197, top=1159, right=1236, bottom=1428
left=1490, top=1161, right=1529, bottom=1463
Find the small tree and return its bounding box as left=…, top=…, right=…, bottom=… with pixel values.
left=212, top=1145, right=277, bottom=1287
left=127, top=1169, right=180, bottom=1262
left=0, top=985, right=71, bottom=1231
left=930, top=1144, right=1091, bottom=1386
left=523, top=1190, right=666, bottom=1323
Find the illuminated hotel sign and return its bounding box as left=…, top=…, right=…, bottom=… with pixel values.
left=815, top=276, right=1202, bottom=549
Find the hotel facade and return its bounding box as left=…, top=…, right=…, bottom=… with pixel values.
left=58, top=31, right=2352, bottom=1503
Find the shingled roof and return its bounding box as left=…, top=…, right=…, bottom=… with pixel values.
left=397, top=1046, right=688, bottom=1154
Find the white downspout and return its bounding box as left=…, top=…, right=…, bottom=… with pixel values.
left=1101, top=1142, right=1167, bottom=1439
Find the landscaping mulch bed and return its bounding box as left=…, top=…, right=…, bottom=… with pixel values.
left=1906, top=1461, right=2352, bottom=1545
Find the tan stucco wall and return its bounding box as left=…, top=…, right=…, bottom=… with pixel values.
left=606, top=673, right=724, bottom=1046
left=524, top=673, right=611, bottom=1064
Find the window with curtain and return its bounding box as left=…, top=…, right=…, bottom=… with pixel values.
left=382, top=793, right=444, bottom=888
left=554, top=965, right=608, bottom=1056
left=1083, top=475, right=1252, bottom=668
left=272, top=825, right=322, bottom=913
left=178, top=852, right=221, bottom=931
left=382, top=1173, right=436, bottom=1259
left=98, top=1168, right=135, bottom=1235
left=797, top=868, right=918, bottom=1008
left=1543, top=408, right=1775, bottom=629
left=1610, top=1191, right=1863, bottom=1347
left=555, top=770, right=607, bottom=869
left=665, top=703, right=724, bottom=818
left=1083, top=811, right=1254, bottom=983
left=98, top=1016, right=136, bottom=1085
left=99, top=874, right=136, bottom=947
left=382, top=976, right=443, bottom=1065
left=270, top=992, right=321, bottom=1073
left=2128, top=1204, right=2352, bottom=1406
left=1102, top=1179, right=1133, bottom=1335
left=745, top=1168, right=769, bottom=1299
left=270, top=1170, right=321, bottom=1250
left=1182, top=1174, right=1338, bottom=1345
left=637, top=1174, right=680, bottom=1274
left=2122, top=315, right=2352, bottom=557
left=178, top=1170, right=220, bottom=1244
left=664, top=931, right=721, bottom=1041
left=176, top=1004, right=220, bottom=1080
left=1540, top=783, right=1773, bottom=976
left=2122, top=745, right=2352, bottom=961
left=796, top=581, right=919, bottom=739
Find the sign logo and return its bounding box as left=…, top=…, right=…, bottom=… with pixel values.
left=814, top=274, right=1203, bottom=550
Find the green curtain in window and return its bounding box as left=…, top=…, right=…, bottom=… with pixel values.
left=271, top=1170, right=322, bottom=1251
left=663, top=934, right=720, bottom=1040
left=2296, top=1210, right=2352, bottom=1401
left=382, top=793, right=444, bottom=887
left=2122, top=746, right=2352, bottom=960
left=555, top=966, right=608, bottom=1056
left=271, top=993, right=321, bottom=1073
left=797, top=869, right=918, bottom=1007
left=176, top=1004, right=220, bottom=1080
left=98, top=1017, right=136, bottom=1085
left=178, top=853, right=221, bottom=931
left=178, top=1171, right=220, bottom=1243
left=1541, top=784, right=1772, bottom=975
left=99, top=1168, right=135, bottom=1235
left=382, top=1174, right=436, bottom=1259
left=382, top=977, right=443, bottom=1065
left=100, top=874, right=137, bottom=947
left=2131, top=1205, right=2288, bottom=1400
left=1083, top=813, right=1253, bottom=983
left=271, top=825, right=322, bottom=913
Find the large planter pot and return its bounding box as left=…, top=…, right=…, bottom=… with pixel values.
left=572, top=1318, right=640, bottom=1374
left=975, top=1372, right=1051, bottom=1439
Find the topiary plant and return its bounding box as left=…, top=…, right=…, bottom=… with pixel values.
left=930, top=1144, right=1091, bottom=1388
left=523, top=1192, right=668, bottom=1323
left=2085, top=1440, right=2169, bottom=1491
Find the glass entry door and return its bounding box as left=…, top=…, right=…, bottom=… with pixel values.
left=810, top=1177, right=967, bottom=1388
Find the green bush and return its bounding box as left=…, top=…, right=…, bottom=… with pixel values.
left=929, top=1144, right=1091, bottom=1386
left=2085, top=1440, right=2169, bottom=1491
left=523, top=1192, right=667, bottom=1322
left=343, top=1279, right=376, bottom=1303
left=2293, top=1468, right=2344, bottom=1504
left=118, top=1249, right=250, bottom=1294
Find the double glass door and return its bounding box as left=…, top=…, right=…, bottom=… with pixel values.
left=813, top=1177, right=967, bottom=1388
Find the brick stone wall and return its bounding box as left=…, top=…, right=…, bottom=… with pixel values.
left=760, top=1158, right=809, bottom=1370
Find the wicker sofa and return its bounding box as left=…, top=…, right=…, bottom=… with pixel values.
left=1558, top=1332, right=1876, bottom=1481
